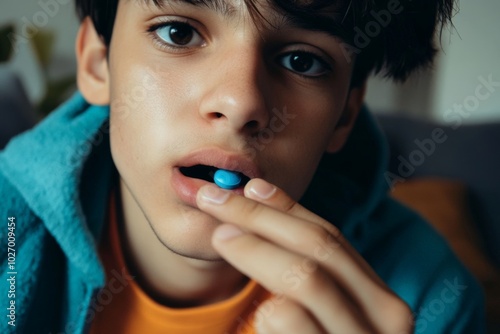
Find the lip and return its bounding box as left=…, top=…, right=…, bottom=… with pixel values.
left=171, top=148, right=262, bottom=207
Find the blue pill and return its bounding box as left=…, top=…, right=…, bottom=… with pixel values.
left=214, top=169, right=242, bottom=189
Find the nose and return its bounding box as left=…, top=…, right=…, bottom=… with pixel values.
left=198, top=45, right=270, bottom=134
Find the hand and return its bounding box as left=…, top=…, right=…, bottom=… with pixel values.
left=196, top=178, right=413, bottom=334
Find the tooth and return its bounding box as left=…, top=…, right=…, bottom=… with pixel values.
left=214, top=169, right=242, bottom=189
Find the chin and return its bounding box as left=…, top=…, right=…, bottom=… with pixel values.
left=151, top=206, right=226, bottom=262
left=164, top=244, right=226, bottom=263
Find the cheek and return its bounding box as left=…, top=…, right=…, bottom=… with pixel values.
left=109, top=60, right=185, bottom=146
left=109, top=108, right=154, bottom=197
left=108, top=67, right=174, bottom=185
left=268, top=97, right=343, bottom=200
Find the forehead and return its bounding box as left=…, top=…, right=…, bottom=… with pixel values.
left=140, top=0, right=343, bottom=11
left=141, top=0, right=240, bottom=17
left=138, top=0, right=353, bottom=42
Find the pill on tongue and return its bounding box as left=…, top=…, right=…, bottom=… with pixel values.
left=214, top=169, right=242, bottom=189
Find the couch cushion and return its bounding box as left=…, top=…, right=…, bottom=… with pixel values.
left=391, top=178, right=500, bottom=327
left=377, top=114, right=500, bottom=268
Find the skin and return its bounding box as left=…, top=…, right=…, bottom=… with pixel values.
left=76, top=0, right=413, bottom=332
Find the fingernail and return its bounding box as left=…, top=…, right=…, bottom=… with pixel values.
left=214, top=224, right=244, bottom=241
left=248, top=179, right=277, bottom=199
left=199, top=184, right=230, bottom=204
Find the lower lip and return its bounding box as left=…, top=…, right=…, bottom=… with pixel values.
left=171, top=168, right=245, bottom=207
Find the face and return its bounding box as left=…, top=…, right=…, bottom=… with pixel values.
left=102, top=0, right=359, bottom=261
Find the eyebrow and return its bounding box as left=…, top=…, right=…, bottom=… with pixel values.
left=141, top=0, right=353, bottom=43
left=142, top=0, right=237, bottom=18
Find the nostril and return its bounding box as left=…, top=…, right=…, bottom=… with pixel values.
left=245, top=120, right=259, bottom=130
left=207, top=112, right=224, bottom=120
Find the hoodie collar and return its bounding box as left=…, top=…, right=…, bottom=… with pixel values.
left=300, top=105, right=390, bottom=236
left=0, top=92, right=111, bottom=289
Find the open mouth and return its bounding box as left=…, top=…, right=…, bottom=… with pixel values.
left=179, top=165, right=250, bottom=187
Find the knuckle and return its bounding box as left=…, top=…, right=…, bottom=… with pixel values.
left=301, top=225, right=342, bottom=254
left=258, top=301, right=310, bottom=333
left=238, top=199, right=265, bottom=222
left=282, top=196, right=299, bottom=214
left=299, top=269, right=330, bottom=298
left=380, top=294, right=414, bottom=333
left=316, top=217, right=341, bottom=236
left=326, top=224, right=344, bottom=244
left=386, top=293, right=412, bottom=315
left=302, top=224, right=329, bottom=247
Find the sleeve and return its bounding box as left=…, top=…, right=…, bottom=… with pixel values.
left=0, top=170, right=48, bottom=334
left=363, top=198, right=488, bottom=334
left=410, top=253, right=486, bottom=334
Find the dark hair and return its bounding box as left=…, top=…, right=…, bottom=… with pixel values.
left=75, top=0, right=455, bottom=86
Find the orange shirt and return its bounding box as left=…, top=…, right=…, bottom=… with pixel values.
left=89, top=196, right=272, bottom=334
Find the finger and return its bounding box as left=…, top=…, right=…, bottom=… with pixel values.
left=245, top=180, right=412, bottom=330
left=197, top=184, right=391, bottom=325
left=197, top=184, right=381, bottom=288
left=254, top=298, right=325, bottom=334
left=245, top=181, right=413, bottom=332
left=245, top=178, right=385, bottom=285
left=244, top=178, right=338, bottom=235
left=197, top=184, right=343, bottom=261
left=212, top=224, right=374, bottom=333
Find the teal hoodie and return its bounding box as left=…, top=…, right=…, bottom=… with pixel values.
left=0, top=93, right=485, bottom=333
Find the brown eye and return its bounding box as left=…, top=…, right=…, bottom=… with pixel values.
left=154, top=21, right=204, bottom=47
left=167, top=23, right=193, bottom=45
left=279, top=51, right=330, bottom=77
left=290, top=53, right=314, bottom=72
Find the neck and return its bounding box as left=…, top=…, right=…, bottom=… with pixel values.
left=117, top=182, right=247, bottom=308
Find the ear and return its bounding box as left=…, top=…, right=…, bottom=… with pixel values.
left=76, top=17, right=110, bottom=105
left=325, top=83, right=366, bottom=153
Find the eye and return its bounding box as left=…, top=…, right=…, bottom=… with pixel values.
left=151, top=21, right=204, bottom=48
left=279, top=51, right=331, bottom=77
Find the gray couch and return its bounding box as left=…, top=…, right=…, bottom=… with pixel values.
left=376, top=114, right=500, bottom=269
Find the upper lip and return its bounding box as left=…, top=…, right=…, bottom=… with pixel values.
left=175, top=148, right=262, bottom=179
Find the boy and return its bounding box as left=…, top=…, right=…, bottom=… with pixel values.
left=0, top=0, right=486, bottom=333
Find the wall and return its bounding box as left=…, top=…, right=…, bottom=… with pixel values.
left=365, top=0, right=500, bottom=123
left=433, top=0, right=500, bottom=123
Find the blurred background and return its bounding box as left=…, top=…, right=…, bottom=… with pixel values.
left=0, top=0, right=499, bottom=122
left=1, top=0, right=500, bottom=332
left=0, top=0, right=78, bottom=117
left=366, top=0, right=500, bottom=123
